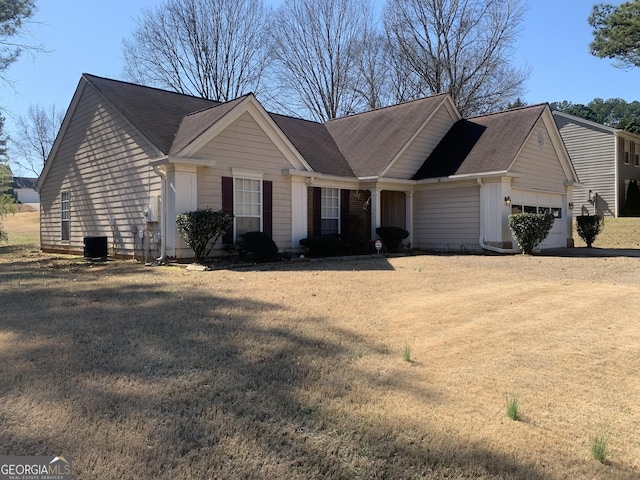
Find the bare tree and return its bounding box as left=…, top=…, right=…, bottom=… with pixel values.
left=384, top=0, right=529, bottom=116
left=0, top=0, right=46, bottom=89
left=122, top=0, right=272, bottom=102
left=270, top=0, right=376, bottom=122
left=10, top=103, right=62, bottom=176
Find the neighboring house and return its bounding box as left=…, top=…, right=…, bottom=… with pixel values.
left=11, top=176, right=39, bottom=204
left=37, top=74, right=578, bottom=260
left=553, top=110, right=640, bottom=217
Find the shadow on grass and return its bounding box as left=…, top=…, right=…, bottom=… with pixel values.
left=1, top=257, right=629, bottom=479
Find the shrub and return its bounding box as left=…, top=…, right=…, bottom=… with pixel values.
left=342, top=212, right=369, bottom=254
left=623, top=180, right=640, bottom=216
left=300, top=234, right=345, bottom=257
left=508, top=213, right=555, bottom=254
left=576, top=215, right=604, bottom=248
left=375, top=226, right=409, bottom=253
left=237, top=231, right=279, bottom=261
left=176, top=209, right=233, bottom=263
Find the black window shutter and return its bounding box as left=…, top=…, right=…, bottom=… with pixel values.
left=263, top=180, right=273, bottom=238
left=221, top=176, right=233, bottom=244
left=312, top=187, right=321, bottom=236
left=340, top=189, right=350, bottom=234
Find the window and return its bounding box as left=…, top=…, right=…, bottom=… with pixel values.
left=635, top=153, right=639, bottom=167
left=624, top=140, right=631, bottom=165
left=61, top=192, right=70, bottom=241
left=234, top=177, right=261, bottom=238
left=321, top=188, right=340, bottom=235
left=512, top=203, right=560, bottom=219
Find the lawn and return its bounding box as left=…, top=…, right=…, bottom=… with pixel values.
left=1, top=211, right=639, bottom=479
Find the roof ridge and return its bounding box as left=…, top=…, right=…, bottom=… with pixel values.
left=467, top=103, right=548, bottom=120
left=82, top=73, right=223, bottom=105
left=327, top=93, right=449, bottom=124
left=182, top=93, right=252, bottom=118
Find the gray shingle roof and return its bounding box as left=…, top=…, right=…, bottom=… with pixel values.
left=11, top=177, right=38, bottom=189
left=85, top=74, right=220, bottom=154
left=414, top=104, right=547, bottom=179
left=325, top=94, right=449, bottom=177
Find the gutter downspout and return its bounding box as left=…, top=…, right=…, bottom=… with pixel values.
left=477, top=178, right=521, bottom=254
left=152, top=161, right=167, bottom=263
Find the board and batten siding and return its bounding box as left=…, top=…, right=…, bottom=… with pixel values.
left=412, top=183, right=480, bottom=251
left=195, top=111, right=294, bottom=251
left=40, top=84, right=161, bottom=256
left=385, top=105, right=456, bottom=179
left=554, top=113, right=617, bottom=216
left=510, top=121, right=568, bottom=194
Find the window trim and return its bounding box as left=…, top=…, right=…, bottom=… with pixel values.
left=320, top=187, right=340, bottom=235
left=61, top=191, right=70, bottom=242
left=233, top=176, right=263, bottom=240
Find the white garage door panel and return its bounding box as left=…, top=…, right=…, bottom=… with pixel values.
left=511, top=190, right=566, bottom=248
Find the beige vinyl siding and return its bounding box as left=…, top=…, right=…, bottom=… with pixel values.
left=510, top=122, right=567, bottom=194
left=385, top=105, right=456, bottom=179
left=413, top=183, right=480, bottom=251
left=555, top=115, right=617, bottom=216
left=39, top=84, right=161, bottom=256
left=196, top=112, right=293, bottom=250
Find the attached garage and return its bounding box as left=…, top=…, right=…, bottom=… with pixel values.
left=510, top=190, right=568, bottom=249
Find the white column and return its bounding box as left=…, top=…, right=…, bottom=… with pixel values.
left=405, top=190, right=413, bottom=246
left=166, top=165, right=198, bottom=258
left=291, top=179, right=308, bottom=251
left=370, top=187, right=381, bottom=240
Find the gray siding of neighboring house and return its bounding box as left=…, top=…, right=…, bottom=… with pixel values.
left=554, top=113, right=617, bottom=216
left=412, top=182, right=480, bottom=251
left=196, top=111, right=294, bottom=251
left=385, top=104, right=456, bottom=179
left=616, top=135, right=640, bottom=216
left=40, top=82, right=162, bottom=257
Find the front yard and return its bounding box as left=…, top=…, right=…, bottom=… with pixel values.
left=0, top=211, right=639, bottom=479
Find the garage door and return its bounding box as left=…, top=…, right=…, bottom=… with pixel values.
left=510, top=191, right=566, bottom=249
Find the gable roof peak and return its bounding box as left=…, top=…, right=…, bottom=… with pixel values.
left=327, top=93, right=450, bottom=124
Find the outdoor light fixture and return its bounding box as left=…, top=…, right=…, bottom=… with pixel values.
left=504, top=196, right=511, bottom=206
left=588, top=190, right=595, bottom=203
left=568, top=202, right=574, bottom=210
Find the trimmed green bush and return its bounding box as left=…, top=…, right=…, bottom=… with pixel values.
left=508, top=213, right=555, bottom=254
left=300, top=234, right=345, bottom=257
left=375, top=226, right=409, bottom=253
left=176, top=209, right=233, bottom=263
left=237, top=231, right=279, bottom=261
left=576, top=215, right=604, bottom=248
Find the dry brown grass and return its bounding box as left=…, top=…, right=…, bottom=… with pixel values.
left=1, top=212, right=640, bottom=479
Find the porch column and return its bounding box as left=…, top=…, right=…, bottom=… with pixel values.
left=291, top=178, right=308, bottom=250
left=166, top=164, right=198, bottom=258
left=370, top=187, right=381, bottom=240
left=405, top=190, right=413, bottom=246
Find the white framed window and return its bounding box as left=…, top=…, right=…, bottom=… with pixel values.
left=321, top=187, right=340, bottom=235
left=234, top=177, right=261, bottom=238
left=635, top=153, right=639, bottom=167
left=61, top=192, right=70, bottom=241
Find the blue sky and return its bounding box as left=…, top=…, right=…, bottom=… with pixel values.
left=2, top=0, right=637, bottom=175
